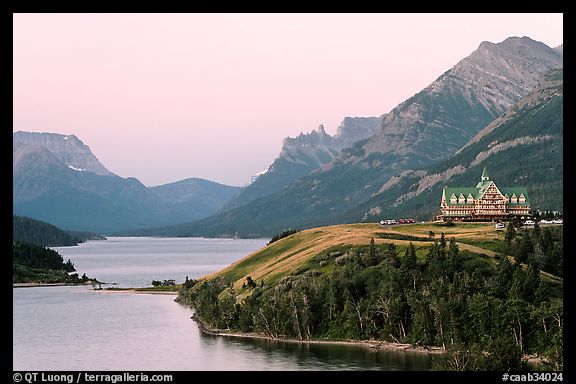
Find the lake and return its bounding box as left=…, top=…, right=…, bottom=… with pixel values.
left=13, top=237, right=432, bottom=371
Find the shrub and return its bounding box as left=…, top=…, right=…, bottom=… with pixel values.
left=335, top=253, right=354, bottom=265
left=267, top=229, right=300, bottom=245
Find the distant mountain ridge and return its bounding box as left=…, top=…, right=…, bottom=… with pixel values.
left=13, top=131, right=114, bottom=176
left=13, top=132, right=242, bottom=233
left=15, top=36, right=563, bottom=238
left=13, top=137, right=170, bottom=232
left=151, top=178, right=242, bottom=221
left=460, top=66, right=564, bottom=151
left=222, top=116, right=382, bottom=211
left=363, top=36, right=563, bottom=163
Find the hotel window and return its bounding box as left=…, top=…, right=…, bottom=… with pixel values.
left=519, top=194, right=526, bottom=203
left=511, top=194, right=517, bottom=204
left=450, top=194, right=457, bottom=204
left=467, top=194, right=474, bottom=204
left=458, top=194, right=465, bottom=204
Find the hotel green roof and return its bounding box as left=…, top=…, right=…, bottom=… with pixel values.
left=443, top=170, right=529, bottom=207
left=500, top=187, right=530, bottom=206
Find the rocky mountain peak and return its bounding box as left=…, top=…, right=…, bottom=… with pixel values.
left=334, top=117, right=381, bottom=148
left=461, top=68, right=563, bottom=151
left=280, top=116, right=381, bottom=166
left=283, top=127, right=332, bottom=150
left=364, top=36, right=563, bottom=161
left=554, top=44, right=563, bottom=54
left=451, top=36, right=562, bottom=97
left=222, top=115, right=382, bottom=211
left=13, top=131, right=115, bottom=176
left=480, top=36, right=555, bottom=53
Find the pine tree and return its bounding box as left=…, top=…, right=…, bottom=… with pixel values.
left=402, top=243, right=417, bottom=270
left=401, top=243, right=419, bottom=291
left=493, top=255, right=513, bottom=298
left=505, top=221, right=517, bottom=249
left=363, top=237, right=378, bottom=266
left=385, top=242, right=400, bottom=268
left=439, top=232, right=447, bottom=257
left=514, top=232, right=533, bottom=264
left=523, top=261, right=541, bottom=303
left=508, top=264, right=525, bottom=300
left=446, top=237, right=460, bottom=280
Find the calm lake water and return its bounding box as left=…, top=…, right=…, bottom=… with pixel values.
left=13, top=237, right=431, bottom=371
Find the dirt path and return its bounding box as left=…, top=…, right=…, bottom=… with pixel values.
left=456, top=242, right=497, bottom=256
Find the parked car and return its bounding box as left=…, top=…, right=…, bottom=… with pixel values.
left=399, top=219, right=406, bottom=224
left=523, top=220, right=536, bottom=226
left=407, top=219, right=415, bottom=223
left=540, top=219, right=563, bottom=224
left=495, top=223, right=505, bottom=229
left=379, top=219, right=397, bottom=225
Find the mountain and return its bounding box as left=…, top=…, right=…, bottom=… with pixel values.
left=13, top=132, right=241, bottom=233
left=343, top=67, right=563, bottom=222
left=221, top=117, right=381, bottom=211
left=13, top=131, right=115, bottom=176
left=138, top=36, right=562, bottom=237
left=150, top=178, right=242, bottom=222
left=554, top=44, right=563, bottom=55
left=13, top=137, right=169, bottom=232
left=363, top=36, right=562, bottom=164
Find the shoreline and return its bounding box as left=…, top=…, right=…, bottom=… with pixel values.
left=99, top=288, right=179, bottom=295
left=11, top=283, right=178, bottom=295
left=190, top=313, right=547, bottom=366
left=13, top=282, right=98, bottom=288
left=191, top=312, right=445, bottom=355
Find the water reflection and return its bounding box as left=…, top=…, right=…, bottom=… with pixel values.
left=197, top=328, right=431, bottom=371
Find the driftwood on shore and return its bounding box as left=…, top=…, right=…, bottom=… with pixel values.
left=191, top=313, right=445, bottom=355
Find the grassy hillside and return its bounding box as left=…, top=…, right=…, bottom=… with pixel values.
left=179, top=222, right=563, bottom=370
left=196, top=222, right=561, bottom=291
left=205, top=224, right=403, bottom=292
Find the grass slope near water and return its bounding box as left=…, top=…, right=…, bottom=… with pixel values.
left=179, top=221, right=563, bottom=371
left=204, top=222, right=559, bottom=290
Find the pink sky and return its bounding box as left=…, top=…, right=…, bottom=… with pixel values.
left=13, top=13, right=563, bottom=187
